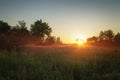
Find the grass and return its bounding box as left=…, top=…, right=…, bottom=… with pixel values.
left=0, top=45, right=120, bottom=80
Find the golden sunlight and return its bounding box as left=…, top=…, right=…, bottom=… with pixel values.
left=73, top=34, right=87, bottom=45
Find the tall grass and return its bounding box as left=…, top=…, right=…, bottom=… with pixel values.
left=0, top=46, right=120, bottom=80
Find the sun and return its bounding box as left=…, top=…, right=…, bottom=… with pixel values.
left=76, top=38, right=84, bottom=45
left=74, top=34, right=87, bottom=45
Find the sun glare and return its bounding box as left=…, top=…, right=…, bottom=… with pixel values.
left=73, top=34, right=87, bottom=45
left=76, top=38, right=84, bottom=45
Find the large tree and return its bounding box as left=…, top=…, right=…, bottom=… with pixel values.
left=0, top=20, right=11, bottom=34
left=30, top=19, right=52, bottom=38
left=99, top=30, right=114, bottom=41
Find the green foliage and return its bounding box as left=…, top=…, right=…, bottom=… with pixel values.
left=114, top=33, right=120, bottom=46
left=0, top=19, right=60, bottom=49
left=99, top=30, right=114, bottom=41
left=45, top=36, right=62, bottom=45
left=0, top=47, right=120, bottom=80
left=11, top=20, right=30, bottom=36
left=87, top=36, right=98, bottom=44
left=0, top=20, right=11, bottom=34
left=87, top=29, right=120, bottom=46
left=45, top=36, right=56, bottom=45
left=56, top=37, right=62, bottom=44
left=30, top=20, right=52, bottom=38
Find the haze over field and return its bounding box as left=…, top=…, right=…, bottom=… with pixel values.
left=0, top=0, right=120, bottom=43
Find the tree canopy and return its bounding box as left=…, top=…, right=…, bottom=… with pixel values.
left=0, top=20, right=11, bottom=34
left=11, top=20, right=29, bottom=36
left=0, top=19, right=62, bottom=50
left=30, top=20, right=52, bottom=38
left=99, top=30, right=114, bottom=41
left=87, top=29, right=120, bottom=46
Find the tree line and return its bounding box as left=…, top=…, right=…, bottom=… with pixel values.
left=87, top=29, right=120, bottom=47
left=0, top=20, right=62, bottom=50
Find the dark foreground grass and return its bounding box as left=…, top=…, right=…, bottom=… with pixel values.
left=0, top=46, right=120, bottom=80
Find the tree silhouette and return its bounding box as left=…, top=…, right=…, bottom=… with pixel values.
left=99, top=31, right=105, bottom=41
left=114, top=32, right=120, bottom=46
left=45, top=36, right=56, bottom=45
left=87, top=36, right=98, bottom=44
left=99, top=30, right=114, bottom=41
left=9, top=20, right=30, bottom=47
left=18, top=20, right=26, bottom=29
left=56, top=37, right=62, bottom=44
left=30, top=20, right=52, bottom=38
left=0, top=21, right=11, bottom=50
left=0, top=20, right=11, bottom=34
left=105, top=30, right=114, bottom=41
left=11, top=20, right=29, bottom=36
left=0, top=19, right=62, bottom=49
left=86, top=29, right=120, bottom=46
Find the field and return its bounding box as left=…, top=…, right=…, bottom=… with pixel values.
left=0, top=45, right=120, bottom=80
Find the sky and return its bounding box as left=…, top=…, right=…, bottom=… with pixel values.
left=0, top=0, right=120, bottom=43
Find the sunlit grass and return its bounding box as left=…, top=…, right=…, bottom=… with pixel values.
left=0, top=46, right=120, bottom=80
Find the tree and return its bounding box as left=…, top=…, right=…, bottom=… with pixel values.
left=99, top=31, right=105, bottom=41
left=87, top=29, right=116, bottom=46
left=114, top=32, right=120, bottom=46
left=0, top=20, right=12, bottom=50
left=87, top=36, right=98, bottom=44
left=56, top=37, right=62, bottom=44
left=45, top=36, right=62, bottom=45
left=18, top=20, right=26, bottom=29
left=104, top=30, right=114, bottom=41
left=0, top=20, right=11, bottom=34
left=45, top=36, right=56, bottom=45
left=10, top=20, right=30, bottom=46
left=11, top=20, right=29, bottom=36
left=99, top=30, right=114, bottom=41
left=30, top=20, right=52, bottom=38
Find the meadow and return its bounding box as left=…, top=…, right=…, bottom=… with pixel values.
left=0, top=45, right=120, bottom=80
